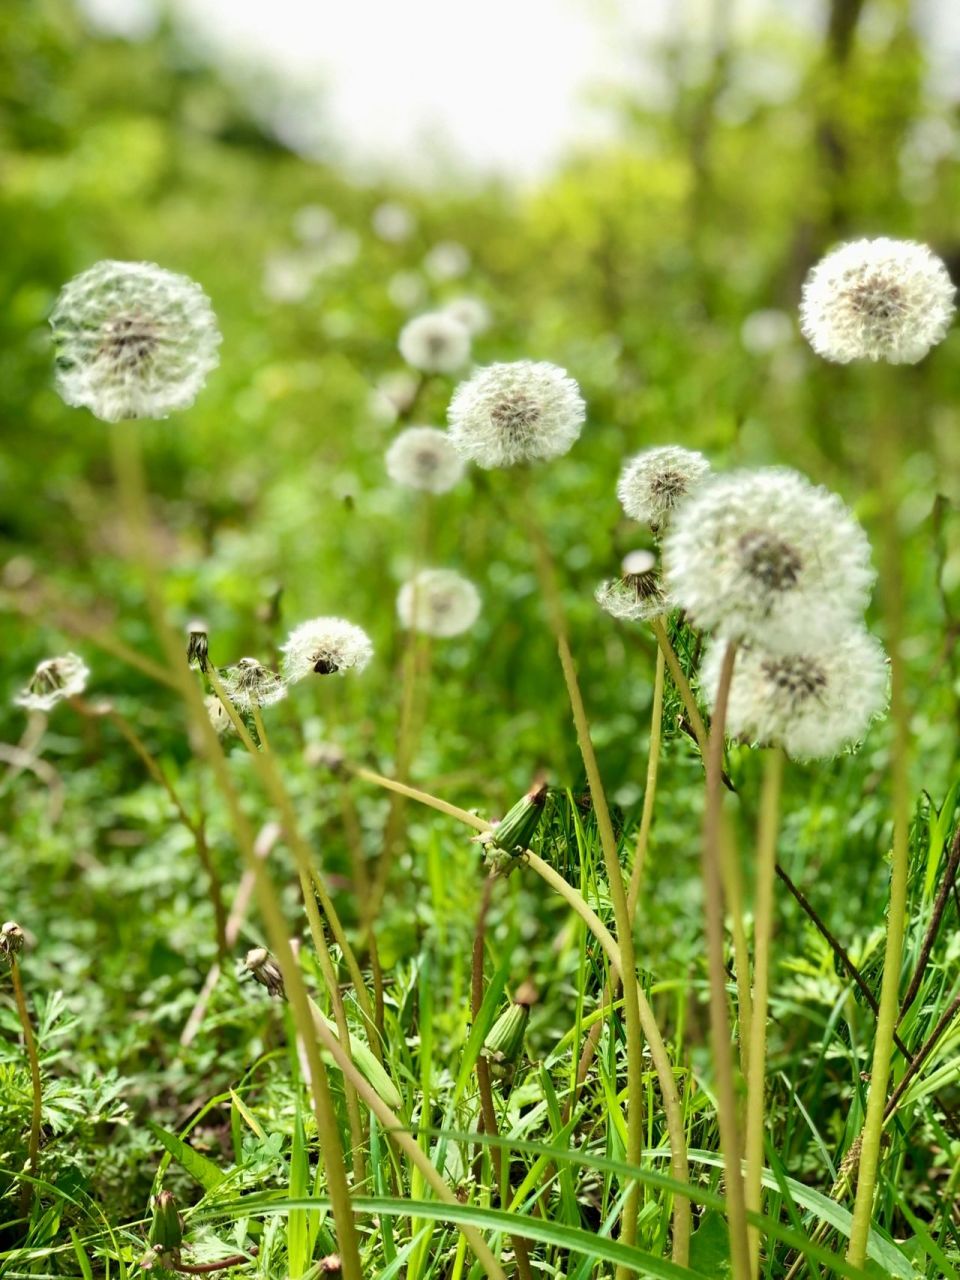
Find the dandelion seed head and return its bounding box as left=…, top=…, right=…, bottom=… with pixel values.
left=220, top=658, right=287, bottom=712
left=442, top=296, right=491, bottom=336
left=448, top=361, right=585, bottom=469
left=14, top=653, right=89, bottom=712
left=385, top=426, right=466, bottom=493
left=700, top=629, right=889, bottom=759
left=800, top=237, right=955, bottom=364
left=372, top=201, right=415, bottom=243
left=50, top=260, right=221, bottom=421
left=281, top=617, right=373, bottom=682
left=398, top=311, right=471, bottom=374
left=663, top=468, right=875, bottom=650
left=424, top=241, right=470, bottom=281
left=596, top=550, right=669, bottom=622
left=617, top=446, right=712, bottom=532
left=397, top=569, right=481, bottom=637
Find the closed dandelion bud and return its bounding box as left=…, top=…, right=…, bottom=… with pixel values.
left=14, top=653, right=89, bottom=712
left=490, top=781, right=548, bottom=855
left=186, top=621, right=209, bottom=673
left=0, top=921, right=25, bottom=962
left=243, top=946, right=285, bottom=999
left=482, top=995, right=532, bottom=1083
left=148, top=1191, right=183, bottom=1255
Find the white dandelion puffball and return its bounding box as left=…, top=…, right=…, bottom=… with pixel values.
left=664, top=468, right=875, bottom=651
left=385, top=426, right=466, bottom=493
left=800, top=237, right=955, bottom=364
left=595, top=549, right=670, bottom=622
left=448, top=361, right=586, bottom=469
left=14, top=654, right=89, bottom=711
left=617, top=446, right=712, bottom=532
left=398, top=311, right=471, bottom=374
left=700, top=629, right=888, bottom=760
left=220, top=658, right=287, bottom=712
left=50, top=260, right=221, bottom=422
left=397, top=569, right=481, bottom=637
left=424, top=241, right=470, bottom=281
left=442, top=296, right=491, bottom=336
left=281, top=617, right=373, bottom=682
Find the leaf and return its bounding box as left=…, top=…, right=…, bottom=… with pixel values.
left=689, top=1212, right=731, bottom=1275
left=146, top=1120, right=225, bottom=1193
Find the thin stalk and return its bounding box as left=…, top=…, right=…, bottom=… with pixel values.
left=9, top=955, right=42, bottom=1213
left=650, top=617, right=708, bottom=754
left=884, top=988, right=960, bottom=1121
left=337, top=782, right=386, bottom=1044
left=720, top=815, right=752, bottom=1083
left=745, top=747, right=784, bottom=1277
left=702, top=641, right=750, bottom=1280
left=898, top=823, right=960, bottom=1021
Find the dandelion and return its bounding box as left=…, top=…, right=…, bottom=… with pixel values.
left=50, top=260, right=221, bottom=421
left=740, top=309, right=795, bottom=354
left=385, top=426, right=466, bottom=493
left=219, top=658, right=287, bottom=712
left=448, top=361, right=585, bottom=469
left=186, top=620, right=209, bottom=672
left=617, top=446, right=711, bottom=533
left=663, top=468, right=874, bottom=651
left=443, top=296, right=491, bottom=336
left=372, top=201, right=415, bottom=242
left=397, top=569, right=481, bottom=637
left=14, top=654, right=89, bottom=711
left=292, top=204, right=336, bottom=243
left=398, top=311, right=471, bottom=374
left=699, top=628, right=888, bottom=759
left=243, top=946, right=285, bottom=998
left=281, top=617, right=373, bottom=681
left=595, top=550, right=671, bottom=621
left=424, top=241, right=470, bottom=280
left=205, top=694, right=234, bottom=738
left=800, top=237, right=955, bottom=364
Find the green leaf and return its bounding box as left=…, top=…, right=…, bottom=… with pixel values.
left=688, top=1212, right=730, bottom=1275
left=146, top=1120, right=225, bottom=1193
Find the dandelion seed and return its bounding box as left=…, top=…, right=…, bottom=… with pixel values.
left=617, top=446, right=711, bottom=533
left=448, top=361, right=585, bottom=468
left=398, top=311, right=471, bottom=374
left=205, top=694, right=234, bottom=738
left=442, top=296, right=491, bottom=336
left=385, top=426, right=466, bottom=493
left=595, top=550, right=670, bottom=621
left=281, top=617, right=373, bottom=682
left=397, top=569, right=481, bottom=637
left=14, top=654, right=89, bottom=712
left=800, top=237, right=955, bottom=364
left=700, top=628, right=888, bottom=759
left=663, top=468, right=875, bottom=651
left=50, top=260, right=221, bottom=421
left=220, top=658, right=287, bottom=712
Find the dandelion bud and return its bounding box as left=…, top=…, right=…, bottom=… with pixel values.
left=595, top=550, right=670, bottom=622
left=482, top=994, right=532, bottom=1084
left=396, top=569, right=481, bottom=637
left=0, top=922, right=25, bottom=961
left=14, top=654, right=89, bottom=712
left=148, top=1191, right=184, bottom=1256
left=243, top=946, right=285, bottom=999
left=800, top=237, right=955, bottom=364
left=700, top=628, right=888, bottom=760
left=398, top=311, right=471, bottom=374
left=50, top=260, right=221, bottom=422
left=220, top=658, right=287, bottom=712
left=617, top=446, right=711, bottom=533
left=385, top=426, right=466, bottom=493
left=281, top=618, right=373, bottom=682
left=186, top=621, right=209, bottom=672
left=449, top=360, right=585, bottom=469
left=489, top=781, right=549, bottom=855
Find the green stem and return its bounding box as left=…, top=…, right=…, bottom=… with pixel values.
left=650, top=617, right=708, bottom=754
left=627, top=638, right=665, bottom=919
left=9, top=956, right=41, bottom=1213
left=720, top=816, right=752, bottom=1083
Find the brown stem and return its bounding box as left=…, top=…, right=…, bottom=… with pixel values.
left=885, top=989, right=960, bottom=1121
left=174, top=1255, right=256, bottom=1274
left=898, top=823, right=960, bottom=1022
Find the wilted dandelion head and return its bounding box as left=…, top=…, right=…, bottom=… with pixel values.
left=205, top=694, right=234, bottom=738
left=663, top=468, right=875, bottom=651
left=14, top=653, right=89, bottom=712
left=385, top=426, right=466, bottom=493
left=220, top=658, right=287, bottom=712
left=595, top=550, right=670, bottom=622
left=442, top=296, right=491, bottom=336
left=50, top=260, right=221, bottom=421
left=800, top=238, right=955, bottom=364
left=397, top=568, right=481, bottom=637
left=398, top=311, right=471, bottom=374
left=0, top=922, right=25, bottom=962
left=700, top=628, right=888, bottom=759
left=186, top=620, right=209, bottom=672
left=617, top=446, right=711, bottom=533
left=281, top=617, right=373, bottom=682
left=448, top=361, right=585, bottom=469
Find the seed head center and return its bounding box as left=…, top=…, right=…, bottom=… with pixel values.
left=491, top=393, right=541, bottom=436
left=738, top=530, right=803, bottom=593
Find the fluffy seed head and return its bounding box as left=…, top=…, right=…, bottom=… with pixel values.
left=700, top=629, right=888, bottom=759
left=663, top=468, right=875, bottom=651
left=220, top=658, right=287, bottom=712
left=281, top=617, right=373, bottom=681
left=397, top=569, right=481, bottom=637
left=50, top=260, right=221, bottom=421
left=14, top=654, right=89, bottom=711
left=448, top=361, right=585, bottom=469
left=800, top=237, right=955, bottom=364
left=398, top=311, right=471, bottom=373
left=595, top=550, right=670, bottom=622
left=617, top=446, right=711, bottom=532
left=385, top=426, right=466, bottom=493
left=442, top=296, right=491, bottom=336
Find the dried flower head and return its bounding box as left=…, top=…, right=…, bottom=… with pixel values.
left=385, top=426, right=466, bottom=493
left=448, top=361, right=585, bottom=469
left=663, top=468, right=874, bottom=651
left=617, top=446, right=711, bottom=533
left=50, top=260, right=221, bottom=421
left=14, top=653, right=89, bottom=712
left=0, top=922, right=25, bottom=962
left=398, top=311, right=471, bottom=374
left=281, top=617, right=373, bottom=682
left=220, top=658, right=287, bottom=712
left=800, top=238, right=955, bottom=364
left=442, top=296, right=491, bottom=335
left=595, top=549, right=670, bottom=621
left=205, top=694, right=234, bottom=737
left=397, top=568, right=481, bottom=637
left=243, top=946, right=285, bottom=999
left=186, top=620, right=209, bottom=672
left=700, top=628, right=888, bottom=759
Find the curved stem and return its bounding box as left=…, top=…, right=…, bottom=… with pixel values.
left=650, top=618, right=708, bottom=754
left=627, top=640, right=665, bottom=919
left=9, top=957, right=42, bottom=1212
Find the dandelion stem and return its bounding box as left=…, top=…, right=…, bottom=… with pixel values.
left=649, top=617, right=708, bottom=754
left=8, top=954, right=41, bottom=1213
left=720, top=815, right=752, bottom=1082
left=745, top=746, right=784, bottom=1277
left=627, top=638, right=665, bottom=918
